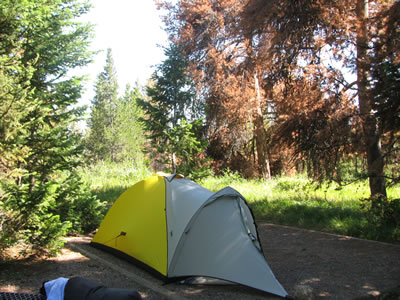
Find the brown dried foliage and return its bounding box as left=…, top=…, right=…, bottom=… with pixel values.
left=157, top=0, right=399, bottom=184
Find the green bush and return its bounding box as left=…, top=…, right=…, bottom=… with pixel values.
left=361, top=196, right=400, bottom=242
left=54, top=172, right=105, bottom=233
left=0, top=181, right=71, bottom=257
left=275, top=175, right=315, bottom=192
left=0, top=171, right=105, bottom=257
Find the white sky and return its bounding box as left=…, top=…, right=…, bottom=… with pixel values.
left=74, top=0, right=169, bottom=108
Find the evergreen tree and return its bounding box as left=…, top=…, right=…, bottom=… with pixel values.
left=159, top=0, right=399, bottom=189
left=87, top=48, right=119, bottom=161
left=86, top=51, right=146, bottom=163
left=237, top=0, right=397, bottom=196
left=158, top=0, right=275, bottom=178
left=0, top=0, right=103, bottom=256
left=140, top=43, right=208, bottom=176
left=112, top=84, right=146, bottom=162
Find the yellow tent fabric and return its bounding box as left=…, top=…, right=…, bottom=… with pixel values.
left=92, top=174, right=167, bottom=275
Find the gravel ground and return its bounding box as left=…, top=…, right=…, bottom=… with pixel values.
left=0, top=223, right=399, bottom=299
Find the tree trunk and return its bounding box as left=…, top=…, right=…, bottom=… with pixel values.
left=171, top=152, right=176, bottom=174
left=356, top=0, right=386, bottom=198
left=253, top=73, right=271, bottom=179
left=28, top=174, right=35, bottom=194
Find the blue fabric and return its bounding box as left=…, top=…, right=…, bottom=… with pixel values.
left=44, top=277, right=69, bottom=300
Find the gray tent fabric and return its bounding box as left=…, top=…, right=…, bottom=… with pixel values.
left=165, top=177, right=214, bottom=267
left=168, top=187, right=288, bottom=298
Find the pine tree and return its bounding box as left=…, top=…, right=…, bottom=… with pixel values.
left=86, top=50, right=146, bottom=163
left=159, top=0, right=400, bottom=190
left=238, top=0, right=399, bottom=196
left=140, top=43, right=207, bottom=175
left=158, top=0, right=274, bottom=178
left=87, top=48, right=119, bottom=162
left=0, top=0, right=103, bottom=256
left=112, top=84, right=146, bottom=162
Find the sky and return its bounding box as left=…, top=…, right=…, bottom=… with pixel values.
left=74, top=0, right=169, bottom=108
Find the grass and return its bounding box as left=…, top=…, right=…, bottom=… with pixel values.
left=79, top=160, right=152, bottom=203
left=80, top=164, right=400, bottom=244
left=198, top=172, right=400, bottom=243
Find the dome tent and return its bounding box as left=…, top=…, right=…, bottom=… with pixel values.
left=91, top=173, right=287, bottom=298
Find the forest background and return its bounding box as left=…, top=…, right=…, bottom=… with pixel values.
left=0, top=0, right=399, bottom=258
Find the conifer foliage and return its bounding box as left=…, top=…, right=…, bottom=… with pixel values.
left=0, top=0, right=103, bottom=256
left=86, top=49, right=146, bottom=163
left=87, top=49, right=119, bottom=162
left=139, top=43, right=208, bottom=177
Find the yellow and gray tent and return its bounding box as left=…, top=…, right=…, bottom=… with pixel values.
left=91, top=174, right=287, bottom=298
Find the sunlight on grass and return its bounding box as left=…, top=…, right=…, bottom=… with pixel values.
left=79, top=164, right=399, bottom=243
left=79, top=161, right=152, bottom=203
left=199, top=171, right=400, bottom=243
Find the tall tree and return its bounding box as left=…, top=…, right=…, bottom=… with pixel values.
left=370, top=1, right=400, bottom=185
left=158, top=0, right=274, bottom=178
left=86, top=50, right=146, bottom=164
left=140, top=42, right=206, bottom=174
left=0, top=0, right=102, bottom=256
left=112, top=84, right=146, bottom=162
left=87, top=48, right=119, bottom=161
left=146, top=43, right=201, bottom=127
left=159, top=0, right=400, bottom=193
left=238, top=0, right=399, bottom=197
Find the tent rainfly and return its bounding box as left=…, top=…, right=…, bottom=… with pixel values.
left=91, top=173, right=288, bottom=298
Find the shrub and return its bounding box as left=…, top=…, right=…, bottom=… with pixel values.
left=54, top=172, right=106, bottom=233
left=0, top=181, right=71, bottom=257
left=0, top=171, right=105, bottom=257
left=361, top=196, right=400, bottom=242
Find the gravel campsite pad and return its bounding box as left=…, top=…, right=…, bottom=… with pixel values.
left=1, top=223, right=399, bottom=299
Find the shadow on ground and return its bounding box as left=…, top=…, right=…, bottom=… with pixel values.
left=1, top=224, right=399, bottom=299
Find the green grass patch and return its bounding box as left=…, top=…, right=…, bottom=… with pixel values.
left=79, top=161, right=152, bottom=203
left=79, top=164, right=399, bottom=244
left=198, top=171, right=400, bottom=244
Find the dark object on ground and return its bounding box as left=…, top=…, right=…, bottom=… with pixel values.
left=64, top=276, right=141, bottom=300
left=0, top=293, right=44, bottom=300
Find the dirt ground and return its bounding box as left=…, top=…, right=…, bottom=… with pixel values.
left=0, top=223, right=399, bottom=299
